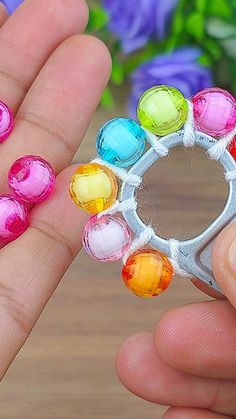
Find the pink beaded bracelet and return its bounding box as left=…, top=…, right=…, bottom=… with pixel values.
left=0, top=155, right=56, bottom=243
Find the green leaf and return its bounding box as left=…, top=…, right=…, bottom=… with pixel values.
left=100, top=87, right=114, bottom=109
left=198, top=53, right=212, bottom=66
left=111, top=58, right=124, bottom=85
left=206, top=18, right=236, bottom=39
left=207, top=0, right=232, bottom=19
left=172, top=0, right=186, bottom=34
left=196, top=0, right=207, bottom=13
left=88, top=6, right=108, bottom=31
left=186, top=12, right=205, bottom=41
left=165, top=34, right=179, bottom=51
left=204, top=37, right=222, bottom=59
left=172, top=11, right=184, bottom=34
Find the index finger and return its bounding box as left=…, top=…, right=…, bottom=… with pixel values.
left=0, top=0, right=88, bottom=111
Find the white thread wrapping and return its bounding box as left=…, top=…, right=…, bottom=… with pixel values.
left=92, top=158, right=142, bottom=187
left=169, top=238, right=193, bottom=278
left=225, top=169, right=236, bottom=182
left=94, top=104, right=236, bottom=278
left=122, top=226, right=155, bottom=264
left=208, top=126, right=236, bottom=160
left=183, top=100, right=195, bottom=147
left=144, top=129, right=169, bottom=157
left=97, top=197, right=137, bottom=218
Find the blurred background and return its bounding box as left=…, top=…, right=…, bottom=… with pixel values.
left=0, top=0, right=235, bottom=418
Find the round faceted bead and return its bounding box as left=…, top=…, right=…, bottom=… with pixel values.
left=82, top=214, right=131, bottom=262
left=137, top=85, right=187, bottom=136
left=8, top=155, right=56, bottom=204
left=0, top=101, right=13, bottom=142
left=69, top=163, right=118, bottom=214
left=0, top=195, right=29, bottom=243
left=228, top=136, right=236, bottom=160
left=96, top=118, right=146, bottom=168
left=122, top=249, right=173, bottom=298
left=192, top=88, right=236, bottom=136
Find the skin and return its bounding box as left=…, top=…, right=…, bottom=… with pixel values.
left=116, top=209, right=236, bottom=415
left=1, top=2, right=236, bottom=418
left=0, top=0, right=111, bottom=377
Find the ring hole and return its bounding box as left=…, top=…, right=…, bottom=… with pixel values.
left=137, top=146, right=228, bottom=240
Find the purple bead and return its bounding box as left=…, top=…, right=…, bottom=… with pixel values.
left=0, top=195, right=29, bottom=243
left=8, top=155, right=56, bottom=203
left=0, top=101, right=14, bottom=142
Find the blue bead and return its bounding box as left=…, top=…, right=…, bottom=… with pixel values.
left=96, top=118, right=146, bottom=168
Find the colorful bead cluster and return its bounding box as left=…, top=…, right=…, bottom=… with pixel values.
left=0, top=100, right=56, bottom=243
left=70, top=85, right=236, bottom=299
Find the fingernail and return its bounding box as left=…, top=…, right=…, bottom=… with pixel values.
left=228, top=237, right=236, bottom=273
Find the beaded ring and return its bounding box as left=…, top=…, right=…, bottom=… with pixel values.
left=69, top=85, right=236, bottom=298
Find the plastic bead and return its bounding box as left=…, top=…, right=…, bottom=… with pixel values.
left=137, top=85, right=187, bottom=136
left=82, top=214, right=131, bottom=262
left=228, top=136, right=236, bottom=160
left=0, top=195, right=29, bottom=243
left=122, top=249, right=173, bottom=298
left=192, top=88, right=236, bottom=137
left=96, top=118, right=146, bottom=168
left=69, top=163, right=118, bottom=214
left=0, top=101, right=13, bottom=142
left=8, top=155, right=56, bottom=204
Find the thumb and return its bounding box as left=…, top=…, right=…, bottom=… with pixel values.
left=212, top=222, right=236, bottom=307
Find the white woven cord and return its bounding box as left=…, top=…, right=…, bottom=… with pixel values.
left=208, top=126, right=236, bottom=160
left=97, top=197, right=137, bottom=218
left=169, top=238, right=193, bottom=278
left=122, top=226, right=155, bottom=264
left=183, top=100, right=196, bottom=147
left=225, top=169, right=236, bottom=182
left=92, top=158, right=142, bottom=187
left=144, top=129, right=169, bottom=156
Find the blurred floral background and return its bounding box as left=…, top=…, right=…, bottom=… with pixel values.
left=87, top=0, right=236, bottom=116
left=3, top=0, right=236, bottom=114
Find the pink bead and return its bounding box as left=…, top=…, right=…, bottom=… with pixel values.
left=0, top=101, right=14, bottom=142
left=192, top=88, right=236, bottom=136
left=8, top=155, right=56, bottom=203
left=82, top=215, right=131, bottom=262
left=0, top=195, right=29, bottom=243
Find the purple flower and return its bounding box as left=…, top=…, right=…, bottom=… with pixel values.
left=129, top=48, right=213, bottom=118
left=103, top=0, right=179, bottom=53
left=1, top=0, right=23, bottom=14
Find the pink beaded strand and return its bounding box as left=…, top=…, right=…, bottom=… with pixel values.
left=8, top=155, right=56, bottom=204
left=0, top=195, right=29, bottom=243
left=0, top=101, right=14, bottom=142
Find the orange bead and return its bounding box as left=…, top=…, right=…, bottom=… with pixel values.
left=122, top=249, right=173, bottom=298
left=69, top=163, right=118, bottom=214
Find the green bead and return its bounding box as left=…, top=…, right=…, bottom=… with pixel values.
left=137, top=85, right=188, bottom=136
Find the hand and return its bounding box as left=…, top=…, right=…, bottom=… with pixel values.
left=0, top=0, right=110, bottom=378
left=116, top=221, right=236, bottom=418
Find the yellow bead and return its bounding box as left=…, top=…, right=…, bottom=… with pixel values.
left=69, top=163, right=118, bottom=214
left=122, top=249, right=173, bottom=298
